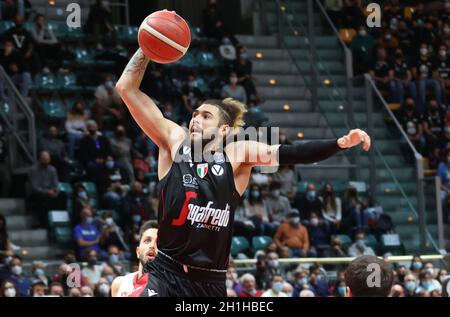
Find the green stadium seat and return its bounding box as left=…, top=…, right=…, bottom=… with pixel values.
left=0, top=21, right=14, bottom=33
left=252, top=235, right=273, bottom=251
left=54, top=226, right=73, bottom=245
left=57, top=73, right=82, bottom=93
left=41, top=99, right=67, bottom=119
left=336, top=234, right=352, bottom=249
left=364, top=234, right=378, bottom=250
left=196, top=51, right=220, bottom=69
left=177, top=51, right=198, bottom=69
left=231, top=236, right=250, bottom=257
left=81, top=181, right=97, bottom=198
left=48, top=210, right=71, bottom=228
left=74, top=48, right=94, bottom=66
left=34, top=73, right=58, bottom=91
left=380, top=233, right=404, bottom=255
left=58, top=182, right=73, bottom=195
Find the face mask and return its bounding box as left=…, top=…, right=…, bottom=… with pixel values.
left=272, top=281, right=283, bottom=293
left=268, top=259, right=279, bottom=268
left=385, top=34, right=392, bottom=40
left=98, top=283, right=110, bottom=295
left=405, top=281, right=416, bottom=292
left=230, top=77, right=238, bottom=85
left=338, top=286, right=347, bottom=297
left=11, top=265, right=22, bottom=276
left=226, top=279, right=234, bottom=289
left=426, top=268, right=434, bottom=276
left=78, top=191, right=88, bottom=200
left=239, top=52, right=249, bottom=60
left=251, top=191, right=260, bottom=199
left=104, top=81, right=114, bottom=89
left=290, top=217, right=300, bottom=226
left=249, top=289, right=257, bottom=296
left=85, top=216, right=93, bottom=225
left=109, top=254, right=119, bottom=264
left=306, top=190, right=316, bottom=201
left=231, top=272, right=238, bottom=281
left=4, top=256, right=12, bottom=266
left=439, top=50, right=447, bottom=57
left=445, top=27, right=450, bottom=34
left=106, top=161, right=114, bottom=169
left=271, top=190, right=280, bottom=198
left=105, top=218, right=114, bottom=226
left=132, top=214, right=142, bottom=224
left=310, top=218, right=319, bottom=226
left=34, top=268, right=45, bottom=277
left=439, top=275, right=449, bottom=283
left=88, top=129, right=97, bottom=136
left=356, top=239, right=365, bottom=247
left=4, top=288, right=16, bottom=297
left=88, top=258, right=97, bottom=266
left=422, top=280, right=432, bottom=290
left=164, top=112, right=173, bottom=118
left=412, top=262, right=422, bottom=270
left=359, top=30, right=367, bottom=36
left=420, top=48, right=428, bottom=56
left=105, top=275, right=114, bottom=284
left=298, top=277, right=308, bottom=285
left=188, top=80, right=196, bottom=88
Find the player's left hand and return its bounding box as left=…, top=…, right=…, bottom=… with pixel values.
left=337, top=129, right=371, bottom=151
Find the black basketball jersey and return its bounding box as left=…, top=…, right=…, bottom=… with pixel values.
left=155, top=142, right=241, bottom=270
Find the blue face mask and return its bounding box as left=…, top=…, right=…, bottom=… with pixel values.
left=272, top=281, right=283, bottom=293
left=85, top=216, right=93, bottom=225
left=412, top=262, right=422, bottom=270
left=240, top=52, right=249, bottom=60
left=306, top=191, right=316, bottom=201
left=298, top=277, right=308, bottom=285
left=338, top=286, right=347, bottom=297
left=78, top=191, right=88, bottom=200
left=132, top=214, right=142, bottom=224
left=251, top=191, right=260, bottom=199
left=109, top=254, right=119, bottom=264
left=422, top=280, right=432, bottom=290
left=106, top=161, right=115, bottom=169
left=356, top=240, right=365, bottom=247
left=405, top=281, right=416, bottom=292
left=88, top=258, right=97, bottom=266
left=34, top=268, right=44, bottom=277
left=447, top=156, right=450, bottom=164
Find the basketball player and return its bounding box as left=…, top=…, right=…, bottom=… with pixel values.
left=111, top=220, right=158, bottom=297
left=115, top=49, right=371, bottom=297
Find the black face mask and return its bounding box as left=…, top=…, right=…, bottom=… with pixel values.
left=395, top=53, right=403, bottom=59
left=88, top=130, right=97, bottom=136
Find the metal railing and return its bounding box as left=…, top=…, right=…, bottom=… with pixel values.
left=0, top=66, right=37, bottom=173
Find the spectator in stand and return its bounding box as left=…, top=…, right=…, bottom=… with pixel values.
left=30, top=14, right=60, bottom=71
left=438, top=149, right=450, bottom=222
left=161, top=100, right=179, bottom=123
left=349, top=26, right=375, bottom=74
left=65, top=101, right=89, bottom=160
left=264, top=181, right=292, bottom=226
left=401, top=98, right=426, bottom=154
left=29, top=151, right=65, bottom=228
left=256, top=251, right=283, bottom=290
left=92, top=74, right=124, bottom=129
left=389, top=48, right=418, bottom=105
left=419, top=269, right=442, bottom=294
left=68, top=287, right=81, bottom=297
left=124, top=181, right=155, bottom=224
left=202, top=0, right=225, bottom=40
left=341, top=186, right=364, bottom=233
left=110, top=125, right=134, bottom=184
left=94, top=278, right=111, bottom=297
left=404, top=273, right=419, bottom=297
left=319, top=183, right=342, bottom=232
left=106, top=244, right=126, bottom=276
left=329, top=236, right=347, bottom=257
left=272, top=164, right=298, bottom=201
left=348, top=230, right=375, bottom=257
left=30, top=280, right=47, bottom=297
left=411, top=44, right=442, bottom=112
left=243, top=184, right=271, bottom=236
left=84, top=0, right=115, bottom=51
left=7, top=255, right=32, bottom=297
left=31, top=261, right=49, bottom=287
left=80, top=285, right=94, bottom=297
left=294, top=183, right=322, bottom=221
left=341, top=0, right=365, bottom=29
left=370, top=47, right=391, bottom=100
left=39, top=125, right=69, bottom=180
left=81, top=249, right=104, bottom=286
left=49, top=282, right=65, bottom=297
left=434, top=44, right=449, bottom=103
left=262, top=274, right=287, bottom=297
left=274, top=210, right=312, bottom=257
left=306, top=211, right=331, bottom=257
left=73, top=207, right=101, bottom=258
left=396, top=21, right=414, bottom=55
left=99, top=210, right=127, bottom=252
left=72, top=183, right=93, bottom=225
left=422, top=98, right=446, bottom=151
left=249, top=166, right=270, bottom=186
left=309, top=264, right=331, bottom=297
left=376, top=29, right=399, bottom=55
left=239, top=273, right=263, bottom=297
left=221, top=71, right=247, bottom=104
left=0, top=280, right=18, bottom=297
left=181, top=73, right=204, bottom=120
left=0, top=39, right=32, bottom=98
left=3, top=15, right=41, bottom=75
left=234, top=45, right=258, bottom=100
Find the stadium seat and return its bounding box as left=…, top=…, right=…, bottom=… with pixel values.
left=81, top=181, right=97, bottom=198
left=41, top=99, right=67, bottom=120
left=48, top=210, right=71, bottom=228
left=364, top=234, right=378, bottom=250
left=231, top=236, right=250, bottom=257
left=177, top=51, right=198, bottom=69
left=34, top=73, right=58, bottom=91
left=97, top=209, right=120, bottom=222
left=252, top=235, right=273, bottom=251
left=381, top=233, right=404, bottom=255
left=57, top=72, right=82, bottom=93
left=196, top=51, right=220, bottom=69
left=336, top=234, right=352, bottom=249
left=54, top=226, right=73, bottom=245
left=0, top=21, right=14, bottom=33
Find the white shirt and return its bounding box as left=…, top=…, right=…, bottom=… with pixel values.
left=261, top=289, right=287, bottom=297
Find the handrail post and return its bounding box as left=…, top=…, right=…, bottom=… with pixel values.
left=434, top=176, right=446, bottom=252
left=307, top=0, right=318, bottom=112
left=416, top=153, right=426, bottom=253
left=365, top=75, right=375, bottom=202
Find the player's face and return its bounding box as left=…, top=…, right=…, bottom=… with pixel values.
left=188, top=104, right=228, bottom=142
left=136, top=228, right=158, bottom=266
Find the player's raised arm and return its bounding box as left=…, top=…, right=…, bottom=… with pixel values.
left=115, top=49, right=184, bottom=150
left=234, top=129, right=371, bottom=168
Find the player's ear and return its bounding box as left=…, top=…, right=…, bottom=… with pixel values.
left=221, top=124, right=230, bottom=135
left=136, top=246, right=140, bottom=259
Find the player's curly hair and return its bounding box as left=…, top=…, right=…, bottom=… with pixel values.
left=203, top=98, right=247, bottom=131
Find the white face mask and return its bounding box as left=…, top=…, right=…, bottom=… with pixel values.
left=98, top=283, right=110, bottom=295
left=11, top=265, right=22, bottom=276
left=420, top=48, right=428, bottom=56
left=359, top=30, right=367, bottom=36
left=439, top=50, right=447, bottom=57
left=4, top=288, right=16, bottom=297
left=105, top=218, right=114, bottom=226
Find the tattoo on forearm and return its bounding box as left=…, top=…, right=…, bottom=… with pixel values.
left=124, top=50, right=149, bottom=75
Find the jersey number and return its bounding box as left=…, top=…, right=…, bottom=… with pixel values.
left=171, top=191, right=197, bottom=226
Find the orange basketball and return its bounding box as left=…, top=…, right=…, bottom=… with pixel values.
left=138, top=10, right=191, bottom=64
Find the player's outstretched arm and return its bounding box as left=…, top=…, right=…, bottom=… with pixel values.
left=116, top=49, right=184, bottom=150
left=235, top=128, right=371, bottom=168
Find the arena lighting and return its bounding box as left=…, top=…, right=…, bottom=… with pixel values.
left=407, top=216, right=414, bottom=223
left=255, top=52, right=263, bottom=59
left=384, top=187, right=391, bottom=193
left=283, top=104, right=290, bottom=111
left=293, top=30, right=299, bottom=36
left=269, top=79, right=276, bottom=85
left=323, top=79, right=331, bottom=85
left=280, top=5, right=286, bottom=11
left=297, top=132, right=304, bottom=138
left=48, top=0, right=55, bottom=5
left=338, top=105, right=344, bottom=111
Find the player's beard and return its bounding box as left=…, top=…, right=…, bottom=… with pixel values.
left=190, top=130, right=220, bottom=163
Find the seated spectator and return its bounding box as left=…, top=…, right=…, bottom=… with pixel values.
left=106, top=245, right=126, bottom=276
left=49, top=282, right=65, bottom=297
left=347, top=230, right=375, bottom=257
left=30, top=280, right=47, bottom=297
left=376, top=30, right=399, bottom=55
left=100, top=265, right=116, bottom=285
left=292, top=270, right=312, bottom=297
left=411, top=44, right=442, bottom=112
left=401, top=98, right=426, bottom=154
left=341, top=0, right=365, bottom=29
left=31, top=261, right=49, bottom=287
left=389, top=48, right=418, bottom=105
left=72, top=183, right=93, bottom=225
left=110, top=125, right=134, bottom=184
left=419, top=270, right=441, bottom=294
left=94, top=277, right=111, bottom=297
left=202, top=0, right=225, bottom=40
left=234, top=45, right=258, bottom=99
left=265, top=181, right=292, bottom=225
left=65, top=101, right=89, bottom=160
left=309, top=264, right=330, bottom=297
left=271, top=165, right=298, bottom=201
left=422, top=98, right=446, bottom=151
left=243, top=184, right=271, bottom=236
left=329, top=236, right=347, bottom=257
left=92, top=74, right=124, bottom=129
left=389, top=284, right=405, bottom=297
left=249, top=166, right=270, bottom=186
left=68, top=287, right=81, bottom=297
left=396, top=21, right=414, bottom=55
left=370, top=47, right=391, bottom=98
left=161, top=100, right=179, bottom=123
left=221, top=71, right=247, bottom=104
left=319, top=183, right=342, bottom=231
left=73, top=207, right=101, bottom=258
left=39, top=125, right=69, bottom=180
left=306, top=211, right=331, bottom=257
left=30, top=14, right=60, bottom=71
left=181, top=73, right=203, bottom=120
left=124, top=181, right=156, bottom=224
left=239, top=273, right=262, bottom=297
left=80, top=285, right=94, bottom=297
left=7, top=255, right=32, bottom=297
left=404, top=273, right=419, bottom=297
left=282, top=282, right=293, bottom=297
left=78, top=120, right=112, bottom=171
left=99, top=210, right=127, bottom=251
left=261, top=274, right=287, bottom=297
left=84, top=0, right=115, bottom=50
left=294, top=183, right=322, bottom=221
left=299, top=289, right=315, bottom=297
left=81, top=249, right=104, bottom=286
left=341, top=186, right=365, bottom=232
left=0, top=39, right=32, bottom=98
left=274, top=210, right=313, bottom=258
left=0, top=280, right=18, bottom=297
left=435, top=44, right=449, bottom=100
left=29, top=151, right=65, bottom=228
left=349, top=26, right=375, bottom=74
